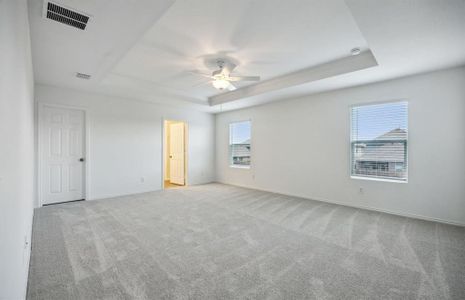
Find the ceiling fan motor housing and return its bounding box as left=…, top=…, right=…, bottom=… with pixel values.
left=216, top=60, right=226, bottom=69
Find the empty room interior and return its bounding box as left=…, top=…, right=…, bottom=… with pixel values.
left=1, top=0, right=465, bottom=299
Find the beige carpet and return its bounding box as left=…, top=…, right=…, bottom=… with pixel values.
left=27, top=183, right=465, bottom=299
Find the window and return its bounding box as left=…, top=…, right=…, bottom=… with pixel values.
left=229, top=121, right=251, bottom=168
left=351, top=101, right=408, bottom=182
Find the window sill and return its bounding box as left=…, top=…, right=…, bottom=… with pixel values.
left=351, top=176, right=407, bottom=184
left=230, top=165, right=251, bottom=169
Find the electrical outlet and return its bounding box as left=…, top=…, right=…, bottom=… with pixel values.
left=23, top=235, right=31, bottom=265
left=24, top=235, right=29, bottom=250
left=359, top=187, right=364, bottom=194
left=140, top=177, right=145, bottom=183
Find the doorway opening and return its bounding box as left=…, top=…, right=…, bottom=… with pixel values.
left=163, top=120, right=187, bottom=189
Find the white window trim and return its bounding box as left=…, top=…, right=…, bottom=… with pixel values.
left=229, top=119, right=252, bottom=169
left=348, top=100, right=409, bottom=183
left=350, top=176, right=407, bottom=184
left=229, top=165, right=251, bottom=169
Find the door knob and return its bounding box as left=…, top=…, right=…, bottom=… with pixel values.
left=79, top=158, right=85, bottom=162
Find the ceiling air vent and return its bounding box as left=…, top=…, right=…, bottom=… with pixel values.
left=43, top=1, right=90, bottom=30
left=76, top=73, right=91, bottom=80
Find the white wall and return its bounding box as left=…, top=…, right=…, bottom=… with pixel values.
left=0, top=0, right=35, bottom=299
left=216, top=67, right=465, bottom=225
left=35, top=84, right=215, bottom=203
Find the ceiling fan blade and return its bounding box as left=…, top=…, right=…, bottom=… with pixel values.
left=228, top=76, right=260, bottom=82
left=227, top=83, right=237, bottom=91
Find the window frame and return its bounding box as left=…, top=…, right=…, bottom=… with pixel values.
left=228, top=120, right=252, bottom=169
left=349, top=100, right=409, bottom=183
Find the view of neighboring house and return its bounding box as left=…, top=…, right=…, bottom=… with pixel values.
left=352, top=128, right=407, bottom=180
left=230, top=139, right=251, bottom=166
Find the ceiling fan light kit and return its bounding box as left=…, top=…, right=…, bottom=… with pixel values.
left=212, top=79, right=230, bottom=90
left=191, top=58, right=261, bottom=91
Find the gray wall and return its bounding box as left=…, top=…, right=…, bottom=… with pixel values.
left=0, top=0, right=35, bottom=298
left=216, top=67, right=465, bottom=225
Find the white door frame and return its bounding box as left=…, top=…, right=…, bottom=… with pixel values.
left=161, top=118, right=188, bottom=189
left=37, top=103, right=91, bottom=206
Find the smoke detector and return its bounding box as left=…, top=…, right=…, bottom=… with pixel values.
left=351, top=48, right=361, bottom=56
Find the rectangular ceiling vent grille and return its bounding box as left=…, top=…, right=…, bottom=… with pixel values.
left=44, top=1, right=90, bottom=30
left=76, top=73, right=91, bottom=80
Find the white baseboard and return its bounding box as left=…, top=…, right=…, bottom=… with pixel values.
left=215, top=181, right=465, bottom=227
left=23, top=209, right=34, bottom=299
left=89, top=188, right=162, bottom=201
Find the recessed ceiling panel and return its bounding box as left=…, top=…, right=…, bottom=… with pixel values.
left=112, top=0, right=369, bottom=99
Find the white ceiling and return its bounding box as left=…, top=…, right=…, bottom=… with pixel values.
left=29, top=0, right=465, bottom=113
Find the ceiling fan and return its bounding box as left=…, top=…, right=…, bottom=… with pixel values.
left=190, top=60, right=260, bottom=91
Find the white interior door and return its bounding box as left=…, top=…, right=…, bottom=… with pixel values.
left=40, top=106, right=85, bottom=205
left=169, top=122, right=185, bottom=185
